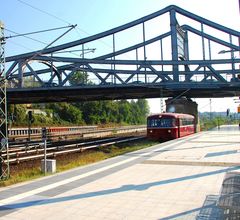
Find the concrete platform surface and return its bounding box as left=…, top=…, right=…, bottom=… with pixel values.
left=0, top=125, right=240, bottom=220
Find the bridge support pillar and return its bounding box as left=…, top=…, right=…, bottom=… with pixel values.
left=165, top=98, right=199, bottom=132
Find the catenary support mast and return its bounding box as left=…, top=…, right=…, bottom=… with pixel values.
left=0, top=21, right=9, bottom=180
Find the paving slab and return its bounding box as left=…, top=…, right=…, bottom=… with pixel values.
left=0, top=125, right=239, bottom=219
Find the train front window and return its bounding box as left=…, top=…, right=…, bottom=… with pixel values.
left=147, top=119, right=161, bottom=127
left=148, top=118, right=174, bottom=128
left=160, top=118, right=174, bottom=127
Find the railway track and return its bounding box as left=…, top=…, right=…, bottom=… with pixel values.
left=9, top=125, right=146, bottom=142
left=2, top=136, right=146, bottom=164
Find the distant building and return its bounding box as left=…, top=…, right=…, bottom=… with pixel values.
left=26, top=109, right=52, bottom=118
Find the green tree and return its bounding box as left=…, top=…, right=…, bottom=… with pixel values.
left=47, top=103, right=84, bottom=124
left=117, top=100, right=132, bottom=124
left=135, top=99, right=150, bottom=123
left=79, top=101, right=101, bottom=124
left=69, top=71, right=89, bottom=85
left=12, top=104, right=27, bottom=126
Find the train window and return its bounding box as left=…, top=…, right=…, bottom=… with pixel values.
left=160, top=118, right=174, bottom=127
left=147, top=118, right=174, bottom=128
left=147, top=119, right=161, bottom=127
left=180, top=118, right=194, bottom=126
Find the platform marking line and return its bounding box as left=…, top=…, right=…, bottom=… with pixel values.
left=0, top=135, right=196, bottom=207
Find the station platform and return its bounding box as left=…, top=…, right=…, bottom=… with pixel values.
left=0, top=125, right=239, bottom=220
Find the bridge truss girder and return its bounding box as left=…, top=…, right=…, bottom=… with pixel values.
left=4, top=5, right=240, bottom=100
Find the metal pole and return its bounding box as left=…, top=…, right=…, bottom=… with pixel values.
left=42, top=127, right=47, bottom=175
left=143, top=22, right=147, bottom=83
left=170, top=9, right=179, bottom=82
left=28, top=118, right=31, bottom=142
left=229, top=34, right=235, bottom=79
left=44, top=138, right=47, bottom=175
left=27, top=110, right=33, bottom=141
left=136, top=49, right=139, bottom=81
left=239, top=0, right=240, bottom=70
left=160, top=39, right=163, bottom=71
left=201, top=23, right=207, bottom=79
left=209, top=98, right=212, bottom=120
left=0, top=21, right=9, bottom=180
left=112, top=33, right=116, bottom=84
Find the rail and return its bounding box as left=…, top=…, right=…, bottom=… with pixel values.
left=8, top=125, right=146, bottom=141
left=3, top=136, right=145, bottom=164
left=8, top=125, right=98, bottom=140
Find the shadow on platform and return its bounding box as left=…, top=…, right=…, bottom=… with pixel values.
left=1, top=166, right=239, bottom=213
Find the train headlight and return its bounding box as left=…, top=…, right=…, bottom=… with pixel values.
left=150, top=130, right=153, bottom=133
left=167, top=130, right=171, bottom=133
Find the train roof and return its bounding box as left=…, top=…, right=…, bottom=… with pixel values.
left=147, top=113, right=194, bottom=119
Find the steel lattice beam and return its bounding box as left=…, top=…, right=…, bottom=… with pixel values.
left=0, top=21, right=9, bottom=180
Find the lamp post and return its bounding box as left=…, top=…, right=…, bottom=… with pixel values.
left=218, top=49, right=240, bottom=54
left=218, top=49, right=240, bottom=81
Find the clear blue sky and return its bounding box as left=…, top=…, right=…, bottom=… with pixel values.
left=1, top=0, right=240, bottom=113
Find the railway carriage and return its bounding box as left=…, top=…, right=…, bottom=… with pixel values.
left=147, top=113, right=195, bottom=141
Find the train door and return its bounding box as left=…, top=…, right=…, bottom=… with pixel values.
left=177, top=118, right=181, bottom=138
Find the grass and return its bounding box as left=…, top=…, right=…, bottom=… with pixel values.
left=0, top=168, right=45, bottom=187
left=0, top=139, right=158, bottom=187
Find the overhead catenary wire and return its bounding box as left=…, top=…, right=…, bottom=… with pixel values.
left=198, top=99, right=214, bottom=112
left=16, top=0, right=72, bottom=26
left=16, top=0, right=89, bottom=37
left=15, top=0, right=120, bottom=52
left=5, top=1, right=92, bottom=57
left=14, top=0, right=87, bottom=53
left=160, top=89, right=191, bottom=110
left=3, top=24, right=97, bottom=84
left=5, top=1, right=83, bottom=50
left=7, top=38, right=36, bottom=52
left=5, top=28, right=47, bottom=45
left=5, top=25, right=76, bottom=40
left=2, top=25, right=78, bottom=82
left=13, top=0, right=134, bottom=68
left=5, top=27, right=90, bottom=58
left=4, top=25, right=77, bottom=50
left=8, top=0, right=162, bottom=84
